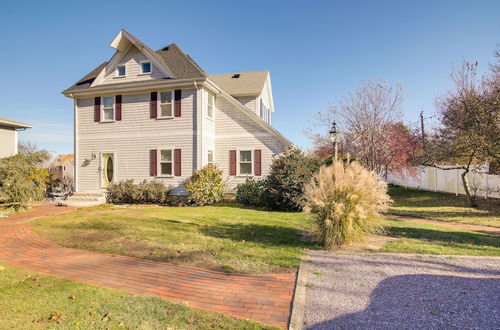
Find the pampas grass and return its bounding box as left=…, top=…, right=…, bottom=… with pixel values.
left=304, top=161, right=392, bottom=249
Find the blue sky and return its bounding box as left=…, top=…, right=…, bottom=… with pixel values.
left=0, top=0, right=498, bottom=154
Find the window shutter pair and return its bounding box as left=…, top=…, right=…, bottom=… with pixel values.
left=149, top=149, right=182, bottom=176
left=150, top=90, right=182, bottom=118
left=229, top=150, right=261, bottom=176
left=93, top=96, right=122, bottom=122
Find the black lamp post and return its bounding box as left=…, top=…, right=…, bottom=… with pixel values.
left=329, top=121, right=339, bottom=162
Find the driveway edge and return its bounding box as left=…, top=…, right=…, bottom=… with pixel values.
left=289, top=250, right=310, bottom=330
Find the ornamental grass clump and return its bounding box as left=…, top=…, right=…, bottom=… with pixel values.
left=304, top=161, right=391, bottom=249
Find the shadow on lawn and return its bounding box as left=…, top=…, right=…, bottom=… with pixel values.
left=386, top=225, right=500, bottom=248
left=306, top=274, right=500, bottom=329
left=201, top=223, right=317, bottom=248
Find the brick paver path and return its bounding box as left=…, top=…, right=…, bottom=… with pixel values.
left=0, top=205, right=295, bottom=328
left=386, top=214, right=500, bottom=236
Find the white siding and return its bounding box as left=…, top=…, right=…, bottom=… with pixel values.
left=98, top=46, right=167, bottom=85
left=235, top=96, right=258, bottom=115
left=200, top=89, right=215, bottom=167
left=76, top=89, right=196, bottom=194
left=0, top=126, right=16, bottom=158
left=215, top=98, right=287, bottom=191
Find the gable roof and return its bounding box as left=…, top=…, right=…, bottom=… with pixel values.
left=63, top=31, right=207, bottom=94
left=51, top=154, right=74, bottom=167
left=0, top=115, right=32, bottom=129
left=209, top=71, right=268, bottom=96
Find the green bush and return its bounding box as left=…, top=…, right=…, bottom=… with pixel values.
left=304, top=162, right=391, bottom=249
left=235, top=178, right=267, bottom=207
left=106, top=180, right=171, bottom=204
left=265, top=147, right=322, bottom=211
left=0, top=151, right=51, bottom=208
left=185, top=164, right=225, bottom=206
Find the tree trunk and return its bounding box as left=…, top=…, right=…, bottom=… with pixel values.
left=461, top=170, right=478, bottom=207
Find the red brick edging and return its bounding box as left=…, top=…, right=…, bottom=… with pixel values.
left=0, top=205, right=295, bottom=328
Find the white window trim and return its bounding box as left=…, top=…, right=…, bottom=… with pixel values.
left=101, top=96, right=115, bottom=122
left=115, top=65, right=126, bottom=78
left=139, top=61, right=153, bottom=75
left=157, top=91, right=174, bottom=119
left=207, top=149, right=214, bottom=165
left=206, top=92, right=215, bottom=121
left=157, top=148, right=174, bottom=177
left=237, top=149, right=254, bottom=176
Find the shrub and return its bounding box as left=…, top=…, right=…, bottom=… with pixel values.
left=304, top=162, right=391, bottom=249
left=235, top=178, right=267, bottom=207
left=106, top=180, right=171, bottom=204
left=139, top=180, right=170, bottom=204
left=265, top=147, right=322, bottom=211
left=0, top=151, right=51, bottom=208
left=46, top=176, right=74, bottom=198
left=185, top=164, right=225, bottom=206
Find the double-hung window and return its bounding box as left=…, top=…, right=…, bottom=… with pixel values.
left=159, top=91, right=173, bottom=118
left=207, top=93, right=215, bottom=119
left=207, top=150, right=214, bottom=165
left=159, top=149, right=173, bottom=176
left=239, top=150, right=252, bottom=175
left=102, top=96, right=114, bottom=121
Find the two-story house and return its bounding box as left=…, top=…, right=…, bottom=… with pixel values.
left=48, top=154, right=74, bottom=180
left=62, top=30, right=291, bottom=198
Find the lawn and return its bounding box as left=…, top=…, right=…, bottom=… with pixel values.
left=388, top=187, right=500, bottom=227
left=0, top=263, right=273, bottom=330
left=32, top=204, right=316, bottom=274
left=378, top=218, right=500, bottom=256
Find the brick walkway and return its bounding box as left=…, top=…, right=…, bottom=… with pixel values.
left=0, top=205, right=295, bottom=328
left=386, top=214, right=500, bottom=236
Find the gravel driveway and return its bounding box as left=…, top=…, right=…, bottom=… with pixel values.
left=303, top=251, right=500, bottom=329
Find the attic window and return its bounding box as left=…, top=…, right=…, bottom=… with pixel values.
left=141, top=62, right=152, bottom=74
left=232, top=74, right=240, bottom=79
left=117, top=65, right=126, bottom=77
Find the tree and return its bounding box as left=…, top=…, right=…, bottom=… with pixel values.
left=418, top=60, right=500, bottom=206
left=308, top=79, right=417, bottom=178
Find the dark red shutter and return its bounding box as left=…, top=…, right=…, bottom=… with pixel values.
left=94, top=97, right=101, bottom=122
left=174, top=149, right=181, bottom=176
left=254, top=150, right=262, bottom=176
left=174, top=90, right=182, bottom=117
left=260, top=100, right=263, bottom=118
left=115, top=95, right=122, bottom=121
left=229, top=150, right=237, bottom=176
left=150, top=92, right=157, bottom=119
left=149, top=149, right=157, bottom=176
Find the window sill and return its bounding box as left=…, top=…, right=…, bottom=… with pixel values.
left=156, top=116, right=174, bottom=120
left=156, top=175, right=174, bottom=178
left=138, top=72, right=152, bottom=76
left=236, top=174, right=254, bottom=178
left=99, top=120, right=115, bottom=123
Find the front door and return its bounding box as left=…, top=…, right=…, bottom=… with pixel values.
left=101, top=153, right=115, bottom=188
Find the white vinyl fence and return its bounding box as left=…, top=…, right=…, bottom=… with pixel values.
left=388, top=164, right=500, bottom=199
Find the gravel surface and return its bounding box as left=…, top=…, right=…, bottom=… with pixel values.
left=303, top=251, right=500, bottom=329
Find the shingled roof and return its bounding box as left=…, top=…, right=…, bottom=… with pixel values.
left=63, top=43, right=207, bottom=93
left=209, top=71, right=268, bottom=96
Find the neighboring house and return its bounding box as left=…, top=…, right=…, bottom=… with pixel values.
left=0, top=116, right=32, bottom=158
left=62, top=30, right=291, bottom=195
left=49, top=154, right=74, bottom=180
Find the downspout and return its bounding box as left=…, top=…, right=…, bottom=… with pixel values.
left=194, top=81, right=202, bottom=170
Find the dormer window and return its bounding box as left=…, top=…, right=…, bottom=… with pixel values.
left=141, top=61, right=152, bottom=74
left=117, top=65, right=126, bottom=77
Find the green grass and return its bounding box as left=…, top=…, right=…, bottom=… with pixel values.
left=0, top=263, right=274, bottom=330
left=388, top=187, right=500, bottom=227
left=379, top=218, right=500, bottom=256
left=32, top=204, right=316, bottom=274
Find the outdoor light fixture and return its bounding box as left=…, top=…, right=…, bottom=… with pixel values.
left=329, top=121, right=340, bottom=162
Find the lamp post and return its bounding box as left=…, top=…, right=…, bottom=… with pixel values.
left=329, top=121, right=339, bottom=162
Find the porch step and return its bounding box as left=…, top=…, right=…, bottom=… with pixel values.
left=61, top=191, right=107, bottom=207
